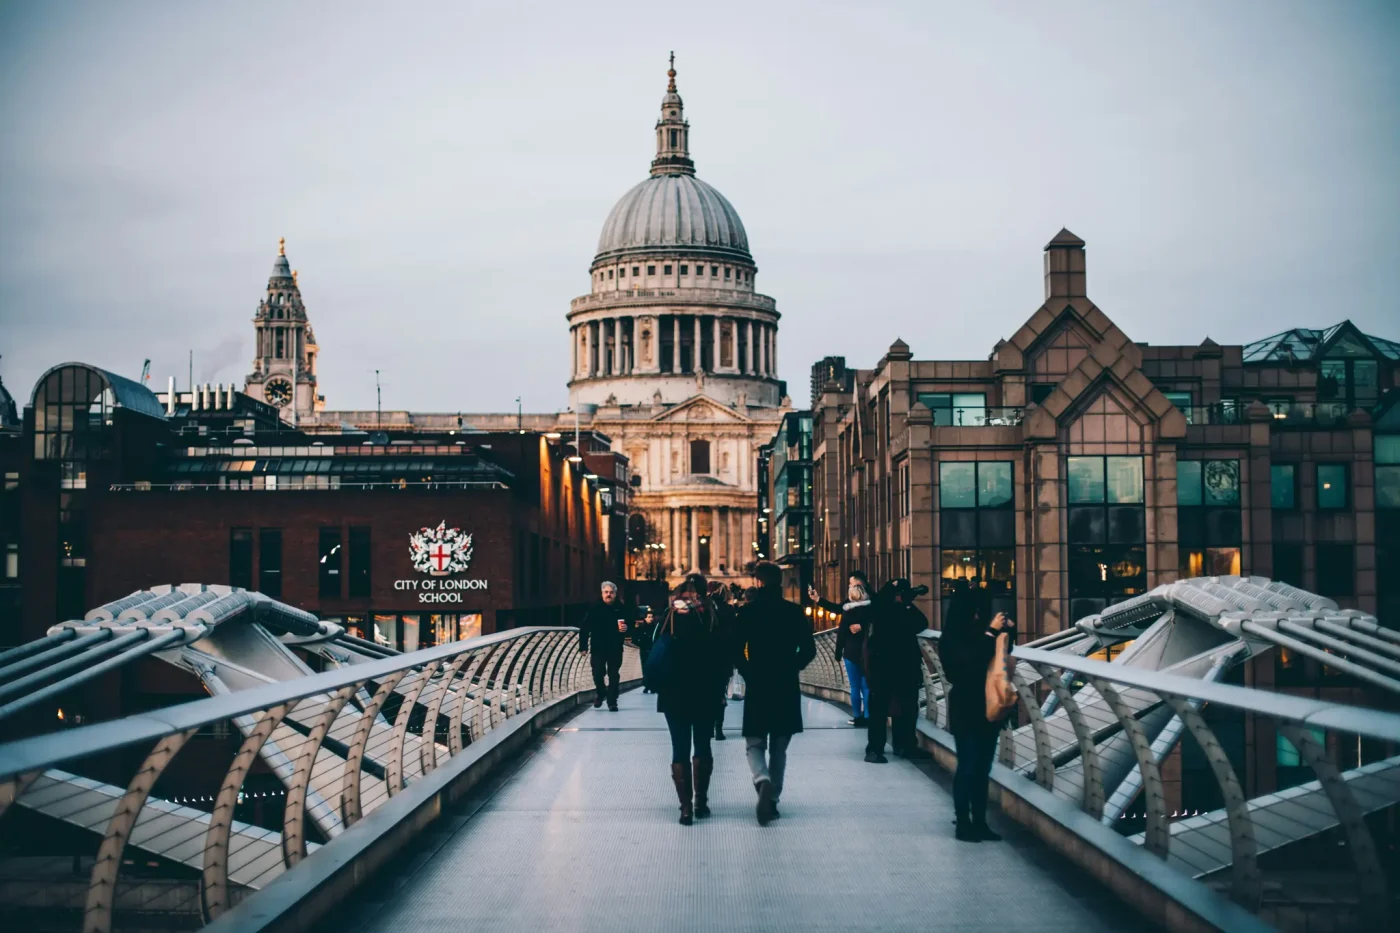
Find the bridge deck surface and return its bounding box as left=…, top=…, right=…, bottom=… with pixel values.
left=326, top=689, right=1142, bottom=932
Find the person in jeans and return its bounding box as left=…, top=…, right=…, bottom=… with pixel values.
left=656, top=573, right=726, bottom=825
left=939, top=580, right=1014, bottom=841
left=578, top=581, right=634, bottom=711
left=735, top=560, right=817, bottom=825
left=832, top=580, right=873, bottom=726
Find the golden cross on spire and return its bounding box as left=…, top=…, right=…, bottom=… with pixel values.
left=278, top=236, right=286, bottom=256
left=667, top=51, right=676, bottom=91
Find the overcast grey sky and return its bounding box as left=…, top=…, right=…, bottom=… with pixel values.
left=2, top=0, right=1397, bottom=412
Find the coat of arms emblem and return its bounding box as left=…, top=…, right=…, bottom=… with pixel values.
left=409, top=521, right=474, bottom=576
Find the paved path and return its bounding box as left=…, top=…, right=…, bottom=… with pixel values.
left=326, top=689, right=1144, bottom=932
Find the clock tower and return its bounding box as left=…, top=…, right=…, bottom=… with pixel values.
left=244, top=238, right=323, bottom=418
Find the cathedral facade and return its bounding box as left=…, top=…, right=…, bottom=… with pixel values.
left=275, top=60, right=790, bottom=584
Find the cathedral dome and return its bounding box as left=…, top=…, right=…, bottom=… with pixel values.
left=594, top=173, right=750, bottom=264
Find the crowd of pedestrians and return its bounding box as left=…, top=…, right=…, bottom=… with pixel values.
left=591, top=562, right=1012, bottom=842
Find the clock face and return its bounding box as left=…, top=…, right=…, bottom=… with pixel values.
left=265, top=378, right=293, bottom=408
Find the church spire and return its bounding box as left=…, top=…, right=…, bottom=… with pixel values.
left=650, top=52, right=694, bottom=177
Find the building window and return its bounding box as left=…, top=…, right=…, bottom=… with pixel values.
left=3, top=472, right=16, bottom=491
left=1271, top=464, right=1296, bottom=510
left=1067, top=456, right=1146, bottom=617
left=349, top=526, right=371, bottom=598
left=230, top=528, right=253, bottom=589
left=4, top=543, right=16, bottom=579
left=939, top=461, right=1014, bottom=619
left=724, top=267, right=731, bottom=279
left=1317, top=464, right=1348, bottom=510
left=1319, top=357, right=1380, bottom=410
left=916, top=392, right=988, bottom=426
left=711, top=265, right=719, bottom=276
left=1178, top=459, right=1241, bottom=577
left=633, top=266, right=640, bottom=277
left=1315, top=544, right=1354, bottom=597
left=647, top=265, right=656, bottom=276
left=663, top=264, right=672, bottom=275
left=900, top=461, right=911, bottom=517
left=259, top=529, right=283, bottom=598
left=1030, top=383, right=1055, bottom=405
left=1164, top=391, right=1193, bottom=421
left=607, top=269, right=613, bottom=279
left=680, top=264, right=688, bottom=275
left=696, top=265, right=704, bottom=276
left=319, top=527, right=342, bottom=598
left=1272, top=543, right=1304, bottom=587
left=1377, top=436, right=1400, bottom=509
left=690, top=439, right=711, bottom=474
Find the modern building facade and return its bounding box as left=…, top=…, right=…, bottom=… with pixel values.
left=811, top=229, right=1399, bottom=644
left=762, top=411, right=815, bottom=599
left=10, top=363, right=614, bottom=668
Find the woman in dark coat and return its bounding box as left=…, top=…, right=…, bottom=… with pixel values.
left=655, top=573, right=726, bottom=825
left=938, top=579, right=1015, bottom=841
left=864, top=579, right=927, bottom=763
left=734, top=560, right=817, bottom=824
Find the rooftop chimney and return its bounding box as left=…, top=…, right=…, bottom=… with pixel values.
left=1044, top=228, right=1087, bottom=300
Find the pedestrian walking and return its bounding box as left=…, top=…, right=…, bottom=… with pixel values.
left=655, top=573, right=727, bottom=825
left=633, top=606, right=657, bottom=694
left=939, top=579, right=1015, bottom=841
left=863, top=579, right=927, bottom=763
left=709, top=580, right=738, bottom=741
left=735, top=560, right=817, bottom=825
left=578, top=581, right=634, bottom=711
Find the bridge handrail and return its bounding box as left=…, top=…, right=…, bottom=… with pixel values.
left=0, top=626, right=580, bottom=777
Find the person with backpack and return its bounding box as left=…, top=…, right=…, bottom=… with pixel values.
left=938, top=579, right=1015, bottom=841
left=734, top=560, right=817, bottom=825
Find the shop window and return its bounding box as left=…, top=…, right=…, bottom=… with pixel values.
left=402, top=614, right=422, bottom=652
left=318, top=527, right=342, bottom=598
left=4, top=543, right=17, bottom=579
left=348, top=526, right=371, bottom=598
left=230, top=528, right=253, bottom=589
left=258, top=529, right=282, bottom=598
left=1178, top=460, right=1240, bottom=578
left=1317, top=464, right=1348, bottom=510
left=1315, top=544, right=1354, bottom=598
left=917, top=392, right=988, bottom=426
left=1271, top=464, right=1296, bottom=510
left=373, top=614, right=399, bottom=650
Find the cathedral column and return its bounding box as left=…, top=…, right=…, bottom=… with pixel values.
left=672, top=317, right=681, bottom=373
left=693, top=317, right=702, bottom=373
left=712, top=317, right=722, bottom=373
left=716, top=507, right=728, bottom=572
left=770, top=326, right=777, bottom=378
left=746, top=320, right=755, bottom=374
left=588, top=321, right=599, bottom=376
left=730, top=508, right=743, bottom=571
left=689, top=508, right=699, bottom=573
left=612, top=317, right=623, bottom=375
left=670, top=508, right=680, bottom=572
left=730, top=319, right=739, bottom=374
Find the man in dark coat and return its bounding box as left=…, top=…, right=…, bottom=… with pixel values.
left=864, top=579, right=929, bottom=763
left=578, top=581, right=634, bottom=711
left=735, top=560, right=817, bottom=825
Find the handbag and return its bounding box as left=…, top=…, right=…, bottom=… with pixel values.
left=642, top=611, right=679, bottom=693
left=984, top=631, right=1018, bottom=722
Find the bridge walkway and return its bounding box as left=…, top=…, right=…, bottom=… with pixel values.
left=319, top=689, right=1142, bottom=933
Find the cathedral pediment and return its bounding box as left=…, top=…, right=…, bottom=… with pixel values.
left=650, top=395, right=750, bottom=424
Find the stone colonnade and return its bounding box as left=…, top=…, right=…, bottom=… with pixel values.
left=571, top=315, right=777, bottom=380
left=654, top=505, right=751, bottom=576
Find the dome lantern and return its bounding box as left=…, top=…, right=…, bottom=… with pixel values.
left=651, top=52, right=694, bottom=178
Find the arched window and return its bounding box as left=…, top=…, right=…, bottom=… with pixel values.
left=669, top=129, right=678, bottom=148
left=690, top=439, right=711, bottom=474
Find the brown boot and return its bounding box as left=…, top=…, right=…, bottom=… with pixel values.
left=670, top=763, right=693, bottom=825
left=692, top=756, right=714, bottom=819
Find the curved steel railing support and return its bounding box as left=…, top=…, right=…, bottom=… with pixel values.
left=342, top=671, right=406, bottom=826
left=84, top=727, right=198, bottom=933
left=1164, top=694, right=1261, bottom=911
left=1092, top=678, right=1168, bottom=858
left=1034, top=662, right=1105, bottom=819
left=282, top=685, right=356, bottom=867
left=386, top=661, right=442, bottom=797
left=201, top=701, right=296, bottom=921
left=1277, top=721, right=1389, bottom=924
left=1010, top=666, right=1055, bottom=784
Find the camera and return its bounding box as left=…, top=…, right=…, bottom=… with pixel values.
left=903, top=583, right=930, bottom=599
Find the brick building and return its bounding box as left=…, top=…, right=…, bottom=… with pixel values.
left=10, top=363, right=616, bottom=663
left=810, top=229, right=1399, bottom=644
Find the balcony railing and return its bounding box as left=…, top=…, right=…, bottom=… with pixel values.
left=569, top=288, right=777, bottom=314
left=930, top=407, right=1023, bottom=427
left=1268, top=402, right=1353, bottom=428
left=1178, top=404, right=1244, bottom=425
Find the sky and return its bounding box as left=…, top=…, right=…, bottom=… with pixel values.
left=1, top=0, right=1397, bottom=412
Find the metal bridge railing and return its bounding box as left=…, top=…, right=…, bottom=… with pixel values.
left=0, top=627, right=625, bottom=933
left=912, top=631, right=1400, bottom=929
